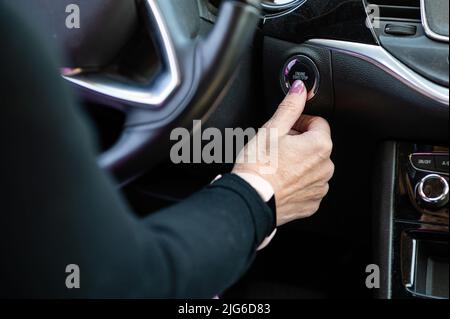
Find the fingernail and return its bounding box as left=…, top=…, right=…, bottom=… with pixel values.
left=289, top=80, right=305, bottom=95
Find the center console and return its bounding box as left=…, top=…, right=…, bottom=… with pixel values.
left=375, top=142, right=449, bottom=299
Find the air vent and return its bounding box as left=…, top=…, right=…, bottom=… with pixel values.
left=367, top=0, right=420, bottom=22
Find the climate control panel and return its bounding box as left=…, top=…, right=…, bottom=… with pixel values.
left=410, top=153, right=449, bottom=175
left=409, top=153, right=449, bottom=211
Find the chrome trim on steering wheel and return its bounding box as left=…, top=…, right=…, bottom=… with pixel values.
left=262, top=0, right=305, bottom=11
left=63, top=0, right=181, bottom=107
left=307, top=39, right=449, bottom=106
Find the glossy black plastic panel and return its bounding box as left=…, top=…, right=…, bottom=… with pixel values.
left=391, top=222, right=449, bottom=299
left=396, top=144, right=449, bottom=225
left=262, top=0, right=376, bottom=45
left=374, top=142, right=449, bottom=299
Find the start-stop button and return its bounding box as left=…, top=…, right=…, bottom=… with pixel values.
left=281, top=55, right=320, bottom=100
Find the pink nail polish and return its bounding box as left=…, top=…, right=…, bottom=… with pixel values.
left=289, top=80, right=305, bottom=95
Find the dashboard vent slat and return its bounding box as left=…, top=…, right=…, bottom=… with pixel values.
left=367, top=0, right=421, bottom=22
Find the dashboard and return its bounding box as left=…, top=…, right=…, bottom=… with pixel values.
left=249, top=0, right=449, bottom=129
left=263, top=0, right=375, bottom=44
left=4, top=0, right=447, bottom=299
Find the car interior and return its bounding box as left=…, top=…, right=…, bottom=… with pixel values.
left=4, top=0, right=449, bottom=299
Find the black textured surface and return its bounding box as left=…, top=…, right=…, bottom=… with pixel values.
left=5, top=0, right=138, bottom=68
left=373, top=142, right=396, bottom=299
left=332, top=51, right=449, bottom=143
left=379, top=22, right=449, bottom=87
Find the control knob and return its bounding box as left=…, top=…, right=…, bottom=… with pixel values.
left=416, top=174, right=449, bottom=209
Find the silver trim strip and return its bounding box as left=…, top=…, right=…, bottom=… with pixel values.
left=420, top=0, right=449, bottom=43
left=406, top=239, right=417, bottom=289
left=262, top=0, right=305, bottom=12
left=63, top=0, right=181, bottom=107
left=307, top=39, right=449, bottom=106
left=362, top=1, right=381, bottom=46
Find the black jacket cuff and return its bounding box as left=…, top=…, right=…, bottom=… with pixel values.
left=209, top=174, right=276, bottom=248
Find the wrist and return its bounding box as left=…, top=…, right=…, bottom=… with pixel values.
left=210, top=174, right=275, bottom=249
left=232, top=172, right=277, bottom=251
left=232, top=172, right=275, bottom=202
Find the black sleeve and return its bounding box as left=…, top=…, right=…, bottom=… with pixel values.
left=0, top=2, right=274, bottom=298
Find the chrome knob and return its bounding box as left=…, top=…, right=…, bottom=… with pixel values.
left=416, top=174, right=449, bottom=209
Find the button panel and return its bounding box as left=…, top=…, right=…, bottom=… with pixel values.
left=435, top=155, right=450, bottom=174
left=410, top=153, right=450, bottom=175
left=410, top=154, right=435, bottom=171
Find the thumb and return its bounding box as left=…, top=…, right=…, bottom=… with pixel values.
left=264, top=80, right=307, bottom=136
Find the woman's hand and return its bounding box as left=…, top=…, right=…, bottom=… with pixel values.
left=233, top=80, right=335, bottom=226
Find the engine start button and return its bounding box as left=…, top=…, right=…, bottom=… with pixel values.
left=281, top=55, right=320, bottom=100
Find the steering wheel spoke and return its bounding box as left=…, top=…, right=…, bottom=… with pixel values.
left=62, top=0, right=262, bottom=184
left=63, top=0, right=182, bottom=110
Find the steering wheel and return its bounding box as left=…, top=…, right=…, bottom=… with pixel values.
left=54, top=0, right=262, bottom=184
